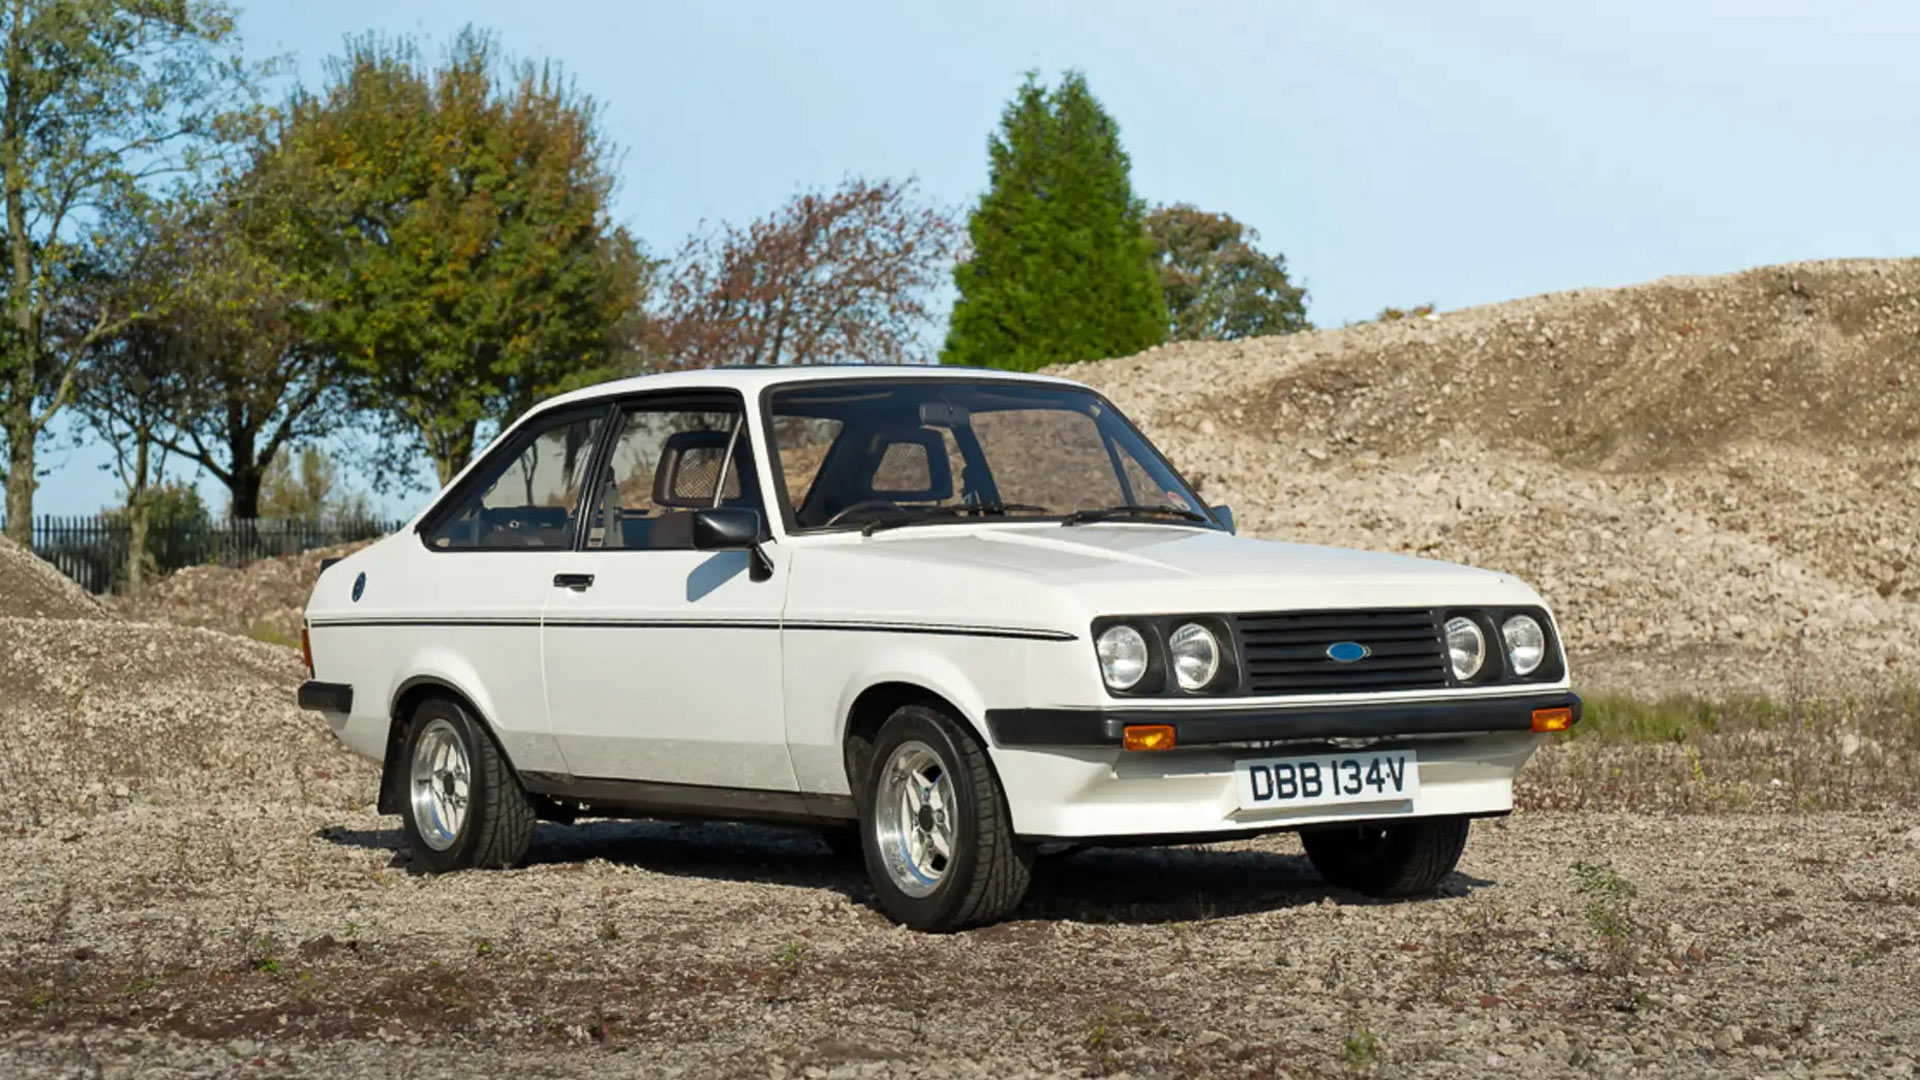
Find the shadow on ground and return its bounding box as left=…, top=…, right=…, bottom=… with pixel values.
left=315, top=818, right=1495, bottom=926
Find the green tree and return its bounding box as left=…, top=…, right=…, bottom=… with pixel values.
left=149, top=161, right=341, bottom=519
left=943, top=71, right=1166, bottom=372
left=1145, top=204, right=1309, bottom=341
left=258, top=445, right=369, bottom=522
left=0, top=0, right=250, bottom=543
left=277, top=29, right=645, bottom=484
left=73, top=193, right=199, bottom=593
left=101, top=479, right=207, bottom=586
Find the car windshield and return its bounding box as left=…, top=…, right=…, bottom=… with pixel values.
left=765, top=379, right=1214, bottom=532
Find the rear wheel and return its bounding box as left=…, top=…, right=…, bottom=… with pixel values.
left=859, top=704, right=1032, bottom=931
left=1301, top=816, right=1469, bottom=897
left=399, top=697, right=535, bottom=873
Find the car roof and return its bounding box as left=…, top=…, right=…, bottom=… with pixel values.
left=535, top=363, right=1087, bottom=413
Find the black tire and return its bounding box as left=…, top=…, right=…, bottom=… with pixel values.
left=859, top=703, right=1033, bottom=931
left=1301, top=816, right=1470, bottom=897
left=398, top=697, right=536, bottom=873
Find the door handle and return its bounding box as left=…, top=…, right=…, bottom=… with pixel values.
left=553, top=573, right=595, bottom=591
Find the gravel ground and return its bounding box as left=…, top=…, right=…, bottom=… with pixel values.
left=3, top=806, right=1916, bottom=1079
left=0, top=536, right=102, bottom=621
left=7, top=258, right=1920, bottom=1077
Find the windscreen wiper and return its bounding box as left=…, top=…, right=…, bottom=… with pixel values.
left=860, top=502, right=1051, bottom=536
left=1060, top=504, right=1211, bottom=527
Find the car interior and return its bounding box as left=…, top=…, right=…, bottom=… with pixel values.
left=591, top=429, right=762, bottom=549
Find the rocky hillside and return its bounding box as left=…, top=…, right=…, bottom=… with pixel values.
left=106, top=540, right=372, bottom=644
left=0, top=535, right=102, bottom=620
left=1062, top=258, right=1920, bottom=696
left=0, top=538, right=372, bottom=824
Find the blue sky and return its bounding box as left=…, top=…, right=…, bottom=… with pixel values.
left=33, top=0, right=1920, bottom=516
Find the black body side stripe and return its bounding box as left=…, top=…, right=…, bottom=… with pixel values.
left=786, top=621, right=1075, bottom=641
left=307, top=616, right=1074, bottom=641
left=307, top=617, right=544, bottom=628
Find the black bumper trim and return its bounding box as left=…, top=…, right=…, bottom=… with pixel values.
left=986, top=691, right=1581, bottom=748
left=297, top=681, right=354, bottom=714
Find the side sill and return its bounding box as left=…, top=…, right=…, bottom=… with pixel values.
left=296, top=681, right=354, bottom=714
left=519, top=772, right=857, bottom=828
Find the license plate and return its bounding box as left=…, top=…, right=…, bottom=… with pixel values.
left=1235, top=749, right=1419, bottom=811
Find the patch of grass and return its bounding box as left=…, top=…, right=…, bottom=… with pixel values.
left=1521, top=687, right=1920, bottom=812
left=1343, top=1024, right=1380, bottom=1075
left=1570, top=861, right=1643, bottom=1010
left=1082, top=1004, right=1157, bottom=1074
left=774, top=939, right=810, bottom=973
left=245, top=624, right=299, bottom=649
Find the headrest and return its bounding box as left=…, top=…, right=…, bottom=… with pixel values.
left=866, top=429, right=953, bottom=501
left=653, top=430, right=744, bottom=508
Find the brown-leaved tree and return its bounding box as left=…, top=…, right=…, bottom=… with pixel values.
left=654, top=178, right=955, bottom=370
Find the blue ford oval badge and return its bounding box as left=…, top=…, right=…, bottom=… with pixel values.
left=1326, top=641, right=1369, bottom=663
left=352, top=572, right=366, bottom=603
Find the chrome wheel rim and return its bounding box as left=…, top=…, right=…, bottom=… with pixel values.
left=874, top=741, right=957, bottom=898
left=409, top=719, right=471, bottom=852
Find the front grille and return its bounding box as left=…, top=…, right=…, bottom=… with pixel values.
left=1234, top=608, right=1448, bottom=696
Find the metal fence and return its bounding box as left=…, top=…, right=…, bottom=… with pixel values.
left=5, top=514, right=406, bottom=594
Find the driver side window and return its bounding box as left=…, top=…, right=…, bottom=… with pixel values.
left=425, top=410, right=606, bottom=550
left=586, top=405, right=757, bottom=550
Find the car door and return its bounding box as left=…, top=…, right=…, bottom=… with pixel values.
left=408, top=403, right=611, bottom=774
left=542, top=392, right=798, bottom=791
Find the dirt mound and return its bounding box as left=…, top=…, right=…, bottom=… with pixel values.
left=108, top=540, right=374, bottom=644
left=0, top=616, right=372, bottom=825
left=1061, top=257, right=1920, bottom=695
left=0, top=534, right=103, bottom=620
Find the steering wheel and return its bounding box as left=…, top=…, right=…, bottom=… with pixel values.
left=826, top=499, right=903, bottom=527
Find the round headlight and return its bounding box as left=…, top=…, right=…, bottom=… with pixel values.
left=1096, top=625, right=1149, bottom=690
left=1502, top=614, right=1546, bottom=676
left=1168, top=622, right=1221, bottom=691
left=1444, top=616, right=1486, bottom=680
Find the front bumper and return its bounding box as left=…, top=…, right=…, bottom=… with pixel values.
left=986, top=691, right=1580, bottom=748
left=983, top=691, right=1576, bottom=840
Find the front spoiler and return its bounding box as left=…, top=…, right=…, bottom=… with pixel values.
left=985, top=691, right=1580, bottom=748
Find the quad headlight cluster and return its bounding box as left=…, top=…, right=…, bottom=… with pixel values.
left=1442, top=612, right=1548, bottom=680
left=1094, top=608, right=1560, bottom=696
left=1094, top=617, right=1234, bottom=695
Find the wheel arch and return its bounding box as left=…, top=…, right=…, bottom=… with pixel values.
left=377, top=675, right=519, bottom=816
left=835, top=654, right=1003, bottom=801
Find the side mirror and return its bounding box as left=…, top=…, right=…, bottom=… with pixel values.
left=1210, top=505, right=1237, bottom=535
left=691, top=507, right=761, bottom=550
left=690, top=507, right=774, bottom=582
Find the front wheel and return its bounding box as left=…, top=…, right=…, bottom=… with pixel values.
left=1301, top=816, right=1470, bottom=897
left=860, top=704, right=1033, bottom=931
left=399, top=697, right=536, bottom=873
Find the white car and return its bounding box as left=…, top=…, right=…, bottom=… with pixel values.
left=300, top=365, right=1578, bottom=931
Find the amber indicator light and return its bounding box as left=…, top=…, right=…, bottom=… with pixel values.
left=1122, top=724, right=1177, bottom=751
left=1531, top=706, right=1574, bottom=733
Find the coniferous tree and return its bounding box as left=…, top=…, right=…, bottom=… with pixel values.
left=943, top=72, right=1165, bottom=371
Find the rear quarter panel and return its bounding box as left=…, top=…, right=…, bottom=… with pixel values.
left=302, top=533, right=566, bottom=774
